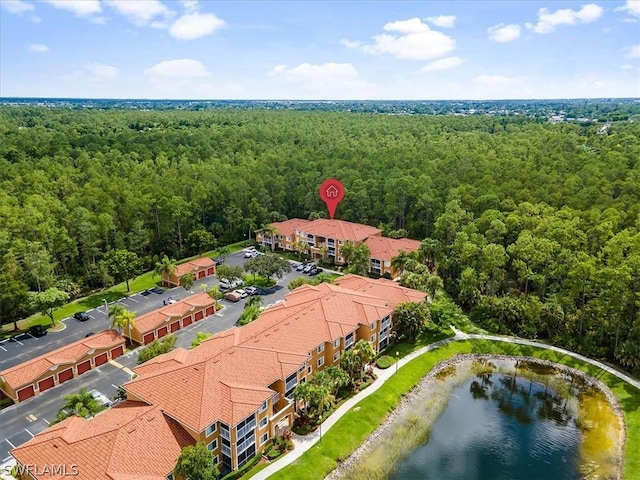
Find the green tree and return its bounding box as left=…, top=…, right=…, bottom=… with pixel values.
left=340, top=339, right=375, bottom=387
left=217, top=246, right=231, bottom=260
left=238, top=304, right=262, bottom=325
left=174, top=443, right=219, bottom=480
left=54, top=387, right=105, bottom=424
left=393, top=301, right=431, bottom=343
left=138, top=335, right=178, bottom=364
left=187, top=229, right=216, bottom=256
left=154, top=255, right=178, bottom=283
left=215, top=263, right=244, bottom=281
left=190, top=332, right=212, bottom=349
left=261, top=224, right=279, bottom=251
left=341, top=242, right=371, bottom=276
left=181, top=272, right=196, bottom=291
left=0, top=259, right=31, bottom=330
left=101, top=249, right=142, bottom=292
left=390, top=250, right=415, bottom=277
left=208, top=285, right=222, bottom=300
left=248, top=254, right=292, bottom=281
left=113, top=308, right=136, bottom=338
left=29, top=287, right=70, bottom=326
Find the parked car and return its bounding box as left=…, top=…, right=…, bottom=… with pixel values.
left=85, top=332, right=95, bottom=338
left=213, top=257, right=224, bottom=265
left=89, top=389, right=112, bottom=408
left=295, top=262, right=307, bottom=271
left=244, top=248, right=257, bottom=258
left=245, top=286, right=258, bottom=296
left=303, top=264, right=315, bottom=273
left=309, top=267, right=323, bottom=276
left=235, top=289, right=249, bottom=299
left=232, top=277, right=245, bottom=287
left=73, top=311, right=91, bottom=322
left=163, top=297, right=177, bottom=305
left=224, top=291, right=242, bottom=302
left=219, top=278, right=233, bottom=290
left=28, top=325, right=48, bottom=338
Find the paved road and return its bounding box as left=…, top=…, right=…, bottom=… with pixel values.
left=0, top=250, right=311, bottom=462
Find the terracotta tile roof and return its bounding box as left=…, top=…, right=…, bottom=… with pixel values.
left=364, top=236, right=422, bottom=262
left=10, top=401, right=194, bottom=480
left=133, top=293, right=215, bottom=334
left=0, top=330, right=124, bottom=391
left=174, top=257, right=215, bottom=277
left=264, top=219, right=310, bottom=238
left=299, top=219, right=382, bottom=242
left=334, top=274, right=427, bottom=305
left=126, top=345, right=306, bottom=430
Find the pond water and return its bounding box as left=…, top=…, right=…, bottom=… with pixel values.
left=338, top=357, right=622, bottom=480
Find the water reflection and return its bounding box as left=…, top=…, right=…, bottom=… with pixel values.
left=337, top=357, right=621, bottom=480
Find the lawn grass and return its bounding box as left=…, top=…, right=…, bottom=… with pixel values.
left=270, top=339, right=640, bottom=480
left=1, top=241, right=249, bottom=338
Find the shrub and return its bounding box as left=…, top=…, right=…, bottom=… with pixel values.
left=138, top=335, right=177, bottom=364
left=376, top=355, right=395, bottom=369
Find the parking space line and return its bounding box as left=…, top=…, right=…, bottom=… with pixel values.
left=24, top=429, right=34, bottom=438
left=5, top=439, right=15, bottom=448
left=0, top=345, right=6, bottom=352
left=43, top=419, right=50, bottom=426
left=11, top=337, right=23, bottom=346
left=127, top=296, right=139, bottom=303
left=2, top=456, right=12, bottom=463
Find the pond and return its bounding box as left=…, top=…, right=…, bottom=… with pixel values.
left=332, top=356, right=623, bottom=480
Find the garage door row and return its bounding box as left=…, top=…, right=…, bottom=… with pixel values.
left=140, top=305, right=215, bottom=345
left=1, top=330, right=126, bottom=404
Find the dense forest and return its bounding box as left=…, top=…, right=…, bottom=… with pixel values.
left=0, top=106, right=639, bottom=373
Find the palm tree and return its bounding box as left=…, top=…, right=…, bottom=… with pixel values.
left=390, top=250, right=414, bottom=277
left=154, top=255, right=177, bottom=286
left=108, top=303, right=125, bottom=327
left=54, top=388, right=105, bottom=423
left=419, top=238, right=440, bottom=272
left=113, top=308, right=136, bottom=340
left=261, top=224, right=279, bottom=251
left=293, top=240, right=309, bottom=261
left=180, top=272, right=196, bottom=292
left=218, top=246, right=231, bottom=260
left=318, top=244, right=329, bottom=262
left=393, top=301, right=430, bottom=343
left=346, top=244, right=371, bottom=276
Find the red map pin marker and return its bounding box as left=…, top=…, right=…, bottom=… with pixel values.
left=319, top=178, right=345, bottom=219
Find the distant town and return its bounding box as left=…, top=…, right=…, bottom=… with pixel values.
left=1, top=97, right=639, bottom=122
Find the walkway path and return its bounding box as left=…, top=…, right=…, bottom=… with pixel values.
left=253, top=328, right=639, bottom=479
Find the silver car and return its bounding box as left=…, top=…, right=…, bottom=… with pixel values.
left=89, top=389, right=112, bottom=408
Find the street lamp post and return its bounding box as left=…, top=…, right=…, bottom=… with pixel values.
left=103, top=299, right=109, bottom=326
left=395, top=351, right=400, bottom=375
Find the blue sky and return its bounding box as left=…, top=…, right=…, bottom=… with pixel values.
left=1, top=0, right=639, bottom=99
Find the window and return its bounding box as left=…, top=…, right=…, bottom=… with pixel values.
left=317, top=356, right=324, bottom=367
left=317, top=344, right=324, bottom=354
left=260, top=433, right=269, bottom=445
left=299, top=363, right=306, bottom=373
left=207, top=439, right=218, bottom=451
left=236, top=414, right=256, bottom=438
left=220, top=424, right=230, bottom=441
left=166, top=474, right=174, bottom=480
left=260, top=416, right=268, bottom=429
left=370, top=333, right=376, bottom=343
left=370, top=322, right=376, bottom=330
left=308, top=365, right=312, bottom=374
left=205, top=422, right=217, bottom=436
left=259, top=401, right=267, bottom=413
left=213, top=456, right=219, bottom=465
left=338, top=257, right=344, bottom=262
left=333, top=339, right=340, bottom=348
left=333, top=352, right=340, bottom=362
left=285, top=372, right=298, bottom=397
left=345, top=332, right=355, bottom=348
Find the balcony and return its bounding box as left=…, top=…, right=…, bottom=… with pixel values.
left=270, top=397, right=293, bottom=421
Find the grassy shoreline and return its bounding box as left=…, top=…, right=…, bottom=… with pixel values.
left=270, top=339, right=640, bottom=480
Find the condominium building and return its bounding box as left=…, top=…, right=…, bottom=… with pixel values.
left=256, top=218, right=421, bottom=276
left=11, top=275, right=426, bottom=479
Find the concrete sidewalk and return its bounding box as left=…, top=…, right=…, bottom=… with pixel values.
left=253, top=328, right=640, bottom=479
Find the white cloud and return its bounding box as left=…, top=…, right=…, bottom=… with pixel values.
left=344, top=17, right=455, bottom=60
left=616, top=0, right=640, bottom=17
left=526, top=4, right=604, bottom=34
left=620, top=64, right=635, bottom=70
left=425, top=15, right=456, bottom=28
left=1, top=0, right=34, bottom=14
left=29, top=43, right=49, bottom=53
left=169, top=12, right=225, bottom=39
left=488, top=23, right=522, bottom=42
left=626, top=44, right=640, bottom=58
left=340, top=39, right=363, bottom=48
left=474, top=74, right=528, bottom=88
left=67, top=63, right=119, bottom=82
left=145, top=59, right=212, bottom=80
left=180, top=0, right=199, bottom=13
left=422, top=56, right=464, bottom=71
left=106, top=0, right=175, bottom=27
left=267, top=62, right=377, bottom=99
left=45, top=0, right=101, bottom=17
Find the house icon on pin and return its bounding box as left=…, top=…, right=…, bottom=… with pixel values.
left=326, top=185, right=339, bottom=198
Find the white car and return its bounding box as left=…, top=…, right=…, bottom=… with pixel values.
left=219, top=278, right=233, bottom=290
left=235, top=289, right=249, bottom=299
left=89, top=389, right=112, bottom=408
left=232, top=277, right=245, bottom=287
left=244, top=248, right=258, bottom=258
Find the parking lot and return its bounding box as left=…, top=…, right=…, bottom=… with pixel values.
left=0, top=249, right=318, bottom=462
